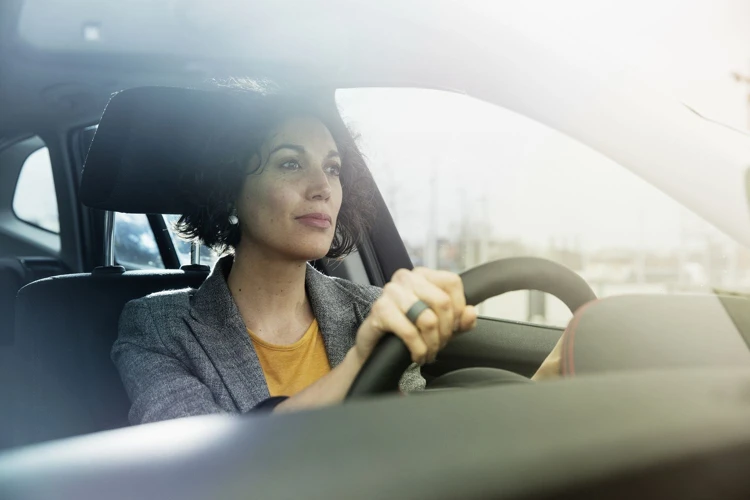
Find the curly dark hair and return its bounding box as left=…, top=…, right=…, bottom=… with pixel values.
left=173, top=80, right=376, bottom=259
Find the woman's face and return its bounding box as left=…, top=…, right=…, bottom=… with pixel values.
left=235, top=115, right=343, bottom=261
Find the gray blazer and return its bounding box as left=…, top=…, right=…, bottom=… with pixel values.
left=112, top=256, right=425, bottom=424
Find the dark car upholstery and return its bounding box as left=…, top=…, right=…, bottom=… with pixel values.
left=2, top=87, right=348, bottom=448
left=1, top=88, right=236, bottom=448
left=0, top=257, right=67, bottom=345
left=3, top=269, right=208, bottom=448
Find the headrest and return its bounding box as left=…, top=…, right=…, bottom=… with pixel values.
left=79, top=86, right=259, bottom=214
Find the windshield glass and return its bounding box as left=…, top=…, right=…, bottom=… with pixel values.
left=337, top=88, right=750, bottom=326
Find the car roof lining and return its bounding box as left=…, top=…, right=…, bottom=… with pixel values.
left=0, top=0, right=456, bottom=138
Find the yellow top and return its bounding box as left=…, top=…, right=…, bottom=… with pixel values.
left=248, top=319, right=331, bottom=397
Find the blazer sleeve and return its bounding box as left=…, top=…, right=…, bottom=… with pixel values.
left=112, top=299, right=227, bottom=425
left=399, top=363, right=426, bottom=392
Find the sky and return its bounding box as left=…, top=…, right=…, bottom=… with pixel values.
left=336, top=0, right=750, bottom=253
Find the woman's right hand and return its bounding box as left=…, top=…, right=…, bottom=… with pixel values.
left=353, top=267, right=478, bottom=366
left=275, top=268, right=477, bottom=413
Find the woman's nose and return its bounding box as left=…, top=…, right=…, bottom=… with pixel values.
left=307, top=167, right=332, bottom=200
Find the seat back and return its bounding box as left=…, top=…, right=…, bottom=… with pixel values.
left=2, top=269, right=208, bottom=449
left=0, top=257, right=68, bottom=345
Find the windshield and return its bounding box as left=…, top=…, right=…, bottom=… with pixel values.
left=336, top=87, right=750, bottom=326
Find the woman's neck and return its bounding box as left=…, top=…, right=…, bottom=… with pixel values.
left=226, top=243, right=314, bottom=344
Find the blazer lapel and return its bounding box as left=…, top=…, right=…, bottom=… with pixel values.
left=305, top=265, right=375, bottom=368
left=188, top=256, right=269, bottom=412
left=188, top=256, right=378, bottom=410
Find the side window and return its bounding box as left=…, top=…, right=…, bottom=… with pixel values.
left=336, top=88, right=750, bottom=327
left=163, top=214, right=220, bottom=268
left=12, top=147, right=60, bottom=234
left=113, top=213, right=164, bottom=269
left=113, top=213, right=220, bottom=270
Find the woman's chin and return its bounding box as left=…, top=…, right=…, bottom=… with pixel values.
left=283, top=241, right=333, bottom=262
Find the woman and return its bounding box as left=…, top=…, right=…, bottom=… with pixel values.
left=112, top=86, right=477, bottom=424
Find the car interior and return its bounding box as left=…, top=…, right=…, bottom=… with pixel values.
left=0, top=80, right=569, bottom=448
left=5, top=1, right=750, bottom=499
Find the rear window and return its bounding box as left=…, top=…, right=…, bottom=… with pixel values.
left=163, top=214, right=220, bottom=268
left=114, top=213, right=164, bottom=269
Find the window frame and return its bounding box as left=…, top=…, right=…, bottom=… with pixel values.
left=0, top=135, right=61, bottom=257
left=148, top=213, right=181, bottom=269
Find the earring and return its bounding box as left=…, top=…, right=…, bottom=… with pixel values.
left=228, top=208, right=239, bottom=225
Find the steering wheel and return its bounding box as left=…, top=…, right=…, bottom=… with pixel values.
left=346, top=257, right=597, bottom=398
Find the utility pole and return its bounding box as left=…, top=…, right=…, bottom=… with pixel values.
left=677, top=208, right=687, bottom=290
left=458, top=187, right=471, bottom=269
left=731, top=71, right=750, bottom=130
left=425, top=169, right=438, bottom=269
left=636, top=205, right=646, bottom=283
left=729, top=70, right=750, bottom=288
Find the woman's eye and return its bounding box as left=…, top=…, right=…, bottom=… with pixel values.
left=281, top=159, right=301, bottom=170
left=327, top=164, right=342, bottom=177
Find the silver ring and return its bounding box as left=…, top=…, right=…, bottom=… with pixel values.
left=405, top=300, right=430, bottom=325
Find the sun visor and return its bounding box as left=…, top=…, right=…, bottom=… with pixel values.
left=79, top=86, right=258, bottom=214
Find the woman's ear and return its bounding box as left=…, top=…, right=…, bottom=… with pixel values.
left=228, top=207, right=239, bottom=225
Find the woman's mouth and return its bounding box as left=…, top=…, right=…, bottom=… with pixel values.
left=295, top=213, right=332, bottom=229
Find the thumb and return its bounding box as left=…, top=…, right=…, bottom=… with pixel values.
left=457, top=305, right=478, bottom=332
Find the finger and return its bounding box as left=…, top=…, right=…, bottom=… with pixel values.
left=382, top=280, right=442, bottom=361
left=412, top=267, right=467, bottom=329
left=415, top=308, right=441, bottom=363
left=372, top=294, right=429, bottom=365
left=457, top=305, right=479, bottom=332
left=392, top=270, right=453, bottom=349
